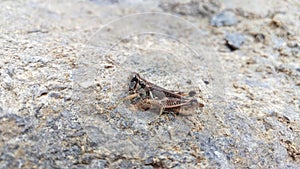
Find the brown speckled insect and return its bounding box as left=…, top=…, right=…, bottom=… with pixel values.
left=107, top=57, right=204, bottom=115
left=127, top=72, right=204, bottom=115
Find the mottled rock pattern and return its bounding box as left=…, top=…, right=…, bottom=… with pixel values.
left=0, top=0, right=299, bottom=168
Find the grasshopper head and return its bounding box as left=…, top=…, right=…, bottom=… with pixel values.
left=128, top=72, right=140, bottom=94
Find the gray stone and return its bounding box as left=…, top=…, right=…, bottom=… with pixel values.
left=48, top=92, right=60, bottom=99
left=225, top=33, right=246, bottom=50
left=210, top=11, right=237, bottom=27
left=141, top=165, right=154, bottom=169
left=90, top=159, right=108, bottom=168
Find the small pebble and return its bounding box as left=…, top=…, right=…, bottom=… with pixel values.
left=49, top=92, right=60, bottom=99
left=186, top=79, right=192, bottom=84
left=225, top=33, right=245, bottom=50
left=210, top=11, right=237, bottom=27
left=203, top=80, right=209, bottom=85
left=189, top=90, right=196, bottom=97
left=253, top=33, right=265, bottom=43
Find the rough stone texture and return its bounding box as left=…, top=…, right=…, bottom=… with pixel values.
left=1, top=0, right=300, bottom=168
left=159, top=0, right=221, bottom=17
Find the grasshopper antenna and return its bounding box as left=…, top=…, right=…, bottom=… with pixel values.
left=105, top=55, right=136, bottom=74
left=106, top=55, right=132, bottom=72
left=105, top=55, right=121, bottom=68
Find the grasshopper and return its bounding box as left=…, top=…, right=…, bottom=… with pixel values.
left=106, top=56, right=204, bottom=115
left=127, top=72, right=204, bottom=115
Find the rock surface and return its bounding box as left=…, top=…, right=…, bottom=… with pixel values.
left=0, top=0, right=299, bottom=168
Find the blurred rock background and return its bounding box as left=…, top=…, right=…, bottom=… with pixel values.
left=0, top=0, right=299, bottom=168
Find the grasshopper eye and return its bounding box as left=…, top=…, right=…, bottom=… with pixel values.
left=139, top=80, right=146, bottom=88
left=129, top=74, right=139, bottom=92
left=189, top=90, right=196, bottom=97
left=130, top=74, right=137, bottom=82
